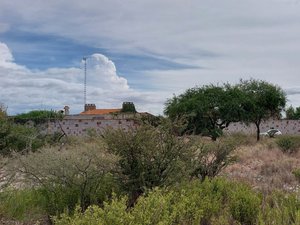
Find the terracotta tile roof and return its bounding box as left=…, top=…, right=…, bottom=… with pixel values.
left=80, top=109, right=121, bottom=115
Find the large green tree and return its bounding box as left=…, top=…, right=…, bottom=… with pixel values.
left=164, top=84, right=243, bottom=140
left=237, top=79, right=286, bottom=141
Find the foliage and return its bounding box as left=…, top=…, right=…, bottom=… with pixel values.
left=292, top=169, right=300, bottom=183
left=0, top=188, right=46, bottom=221
left=237, top=79, right=286, bottom=141
left=0, top=103, right=7, bottom=120
left=13, top=110, right=63, bottom=125
left=229, top=185, right=261, bottom=225
left=286, top=105, right=300, bottom=120
left=120, top=102, right=137, bottom=113
left=0, top=121, right=46, bottom=155
left=10, top=141, right=119, bottom=213
left=190, top=140, right=237, bottom=181
left=103, top=124, right=191, bottom=205
left=54, top=179, right=225, bottom=225
left=276, top=136, right=300, bottom=154
left=55, top=178, right=300, bottom=225
left=165, top=79, right=286, bottom=141
left=258, top=192, right=300, bottom=225
left=1, top=177, right=300, bottom=224
left=164, top=84, right=243, bottom=140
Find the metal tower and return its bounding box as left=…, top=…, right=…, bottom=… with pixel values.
left=83, top=57, right=87, bottom=108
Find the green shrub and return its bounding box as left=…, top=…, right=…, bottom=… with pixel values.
left=54, top=178, right=300, bottom=225
left=54, top=179, right=237, bottom=225
left=229, top=185, right=261, bottom=225
left=293, top=169, right=300, bottom=183
left=258, top=192, right=300, bottom=225
left=104, top=124, right=191, bottom=205
left=276, top=136, right=300, bottom=153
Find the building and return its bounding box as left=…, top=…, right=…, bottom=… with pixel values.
left=48, top=102, right=151, bottom=136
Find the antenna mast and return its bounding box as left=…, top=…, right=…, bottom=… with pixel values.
left=83, top=57, right=87, bottom=108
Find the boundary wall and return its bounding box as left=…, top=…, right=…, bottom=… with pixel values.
left=224, top=119, right=300, bottom=135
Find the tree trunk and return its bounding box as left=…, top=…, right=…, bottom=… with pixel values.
left=255, top=122, right=260, bottom=141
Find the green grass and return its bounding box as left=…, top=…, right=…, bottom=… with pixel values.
left=0, top=188, right=47, bottom=221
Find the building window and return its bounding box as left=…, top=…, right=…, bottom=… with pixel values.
left=75, top=124, right=79, bottom=127
left=97, top=122, right=101, bottom=125
left=85, top=122, right=88, bottom=125
left=79, top=119, right=82, bottom=122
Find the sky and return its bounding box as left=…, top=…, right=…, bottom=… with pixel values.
left=0, top=0, right=300, bottom=115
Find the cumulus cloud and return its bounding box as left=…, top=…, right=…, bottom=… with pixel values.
left=0, top=43, right=167, bottom=115
left=1, top=1, right=300, bottom=111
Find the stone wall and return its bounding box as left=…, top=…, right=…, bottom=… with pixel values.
left=225, top=119, right=300, bottom=135
left=47, top=113, right=140, bottom=136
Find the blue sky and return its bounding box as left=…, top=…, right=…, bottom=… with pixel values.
left=1, top=0, right=300, bottom=115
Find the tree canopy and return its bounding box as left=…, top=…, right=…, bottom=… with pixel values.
left=237, top=79, right=286, bottom=141
left=164, top=84, right=243, bottom=140
left=286, top=106, right=300, bottom=120
left=164, top=79, right=286, bottom=141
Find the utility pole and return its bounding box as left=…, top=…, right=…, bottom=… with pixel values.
left=83, top=57, right=87, bottom=109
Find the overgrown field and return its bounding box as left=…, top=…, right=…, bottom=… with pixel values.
left=1, top=127, right=300, bottom=225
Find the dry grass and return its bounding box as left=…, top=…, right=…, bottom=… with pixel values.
left=221, top=137, right=300, bottom=194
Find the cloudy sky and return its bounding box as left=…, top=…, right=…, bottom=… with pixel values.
left=0, top=0, right=300, bottom=115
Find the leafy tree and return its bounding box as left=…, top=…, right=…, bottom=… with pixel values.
left=237, top=79, right=286, bottom=141
left=286, top=105, right=300, bottom=120
left=164, top=84, right=243, bottom=140
left=103, top=124, right=191, bottom=206
left=121, top=102, right=137, bottom=113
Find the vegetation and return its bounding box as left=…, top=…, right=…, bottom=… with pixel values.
left=103, top=124, right=192, bottom=205
left=0, top=107, right=63, bottom=155
left=190, top=140, right=237, bottom=181
left=54, top=178, right=300, bottom=225
left=0, top=130, right=300, bottom=224
left=286, top=105, right=300, bottom=120
left=9, top=140, right=119, bottom=213
left=276, top=135, right=300, bottom=154
left=237, top=79, right=286, bottom=141
left=165, top=79, right=286, bottom=141
left=0, top=78, right=296, bottom=225
left=164, top=84, right=242, bottom=140
left=13, top=110, right=63, bottom=125
left=121, top=102, right=137, bottom=113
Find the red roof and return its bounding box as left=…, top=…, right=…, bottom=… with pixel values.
left=80, top=109, right=121, bottom=115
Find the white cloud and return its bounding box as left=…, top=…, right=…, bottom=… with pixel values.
left=0, top=43, right=167, bottom=115
left=1, top=1, right=300, bottom=111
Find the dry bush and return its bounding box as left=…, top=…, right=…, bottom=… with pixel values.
left=222, top=139, right=300, bottom=193
left=8, top=140, right=119, bottom=212
left=190, top=141, right=237, bottom=181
